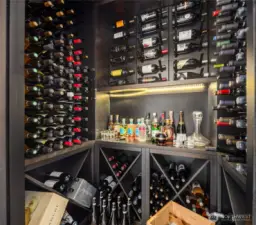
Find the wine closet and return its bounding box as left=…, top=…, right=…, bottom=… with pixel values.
left=2, top=0, right=256, bottom=224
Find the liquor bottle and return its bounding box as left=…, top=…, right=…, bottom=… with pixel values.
left=145, top=113, right=152, bottom=141
left=177, top=164, right=187, bottom=183
left=100, top=199, right=108, bottom=225
left=113, top=30, right=135, bottom=40
left=151, top=113, right=159, bottom=143
left=110, top=55, right=135, bottom=65
left=138, top=64, right=166, bottom=75
left=173, top=12, right=205, bottom=27
left=111, top=44, right=136, bottom=54
left=44, top=179, right=67, bottom=193
left=176, top=42, right=208, bottom=55
left=141, top=21, right=167, bottom=34
left=113, top=115, right=121, bottom=137
left=139, top=48, right=168, bottom=61
left=109, top=202, right=117, bottom=225
left=127, top=118, right=135, bottom=141
left=45, top=171, right=72, bottom=183
left=172, top=0, right=200, bottom=13
left=174, top=58, right=206, bottom=71
left=121, top=205, right=129, bottom=225
left=108, top=115, right=114, bottom=131
left=119, top=118, right=127, bottom=140
left=139, top=118, right=147, bottom=142
left=110, top=69, right=135, bottom=77
left=168, top=162, right=177, bottom=181
left=165, top=111, right=176, bottom=146
left=141, top=36, right=167, bottom=49
left=135, top=118, right=141, bottom=141
left=113, top=19, right=135, bottom=29
left=176, top=111, right=187, bottom=147
left=173, top=29, right=207, bottom=42
left=191, top=181, right=204, bottom=198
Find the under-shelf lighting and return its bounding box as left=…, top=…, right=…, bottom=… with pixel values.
left=109, top=83, right=206, bottom=98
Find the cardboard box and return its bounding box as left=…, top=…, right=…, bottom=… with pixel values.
left=25, top=191, right=68, bottom=225
left=147, top=201, right=215, bottom=225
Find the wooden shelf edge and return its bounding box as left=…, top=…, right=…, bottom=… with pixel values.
left=97, top=77, right=216, bottom=92
left=25, top=141, right=95, bottom=172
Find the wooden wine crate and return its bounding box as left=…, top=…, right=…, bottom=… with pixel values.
left=147, top=201, right=215, bottom=225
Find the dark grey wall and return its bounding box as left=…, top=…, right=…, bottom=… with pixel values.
left=110, top=91, right=211, bottom=140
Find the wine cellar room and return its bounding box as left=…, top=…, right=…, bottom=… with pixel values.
left=1, top=0, right=256, bottom=224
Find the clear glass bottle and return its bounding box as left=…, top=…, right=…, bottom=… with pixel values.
left=145, top=113, right=151, bottom=141
left=189, top=111, right=210, bottom=147
left=151, top=113, right=159, bottom=143
left=113, top=114, right=120, bottom=138
left=139, top=118, right=147, bottom=142
left=127, top=118, right=135, bottom=141
left=119, top=118, right=127, bottom=140
left=108, top=114, right=114, bottom=130
left=135, top=118, right=141, bottom=141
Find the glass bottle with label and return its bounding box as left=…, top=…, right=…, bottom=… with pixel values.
left=113, top=115, right=120, bottom=138
left=108, top=115, right=114, bottom=130
left=151, top=113, right=159, bottom=143
left=176, top=111, right=187, bottom=147
left=145, top=113, right=152, bottom=141
left=135, top=118, right=141, bottom=141
left=119, top=118, right=127, bottom=140
left=139, top=118, right=147, bottom=142
left=165, top=111, right=176, bottom=146
left=127, top=118, right=135, bottom=141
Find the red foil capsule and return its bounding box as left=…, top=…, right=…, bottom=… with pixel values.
left=212, top=10, right=221, bottom=17
left=73, top=50, right=82, bottom=55
left=74, top=74, right=82, bottom=79
left=73, top=116, right=82, bottom=122
left=74, top=106, right=82, bottom=111
left=66, top=56, right=74, bottom=62
left=64, top=141, right=73, bottom=147
left=73, top=127, right=81, bottom=133
left=73, top=83, right=82, bottom=88
left=73, top=139, right=82, bottom=144
left=162, top=49, right=168, bottom=54
left=73, top=39, right=82, bottom=44
left=216, top=89, right=231, bottom=95
left=73, top=61, right=82, bottom=66
left=216, top=121, right=230, bottom=126
left=73, top=95, right=82, bottom=100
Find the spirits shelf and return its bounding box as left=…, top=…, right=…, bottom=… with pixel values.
left=25, top=174, right=91, bottom=212
left=25, top=141, right=94, bottom=172
left=97, top=140, right=217, bottom=158
left=222, top=169, right=247, bottom=225
left=218, top=155, right=246, bottom=193
left=97, top=77, right=216, bottom=92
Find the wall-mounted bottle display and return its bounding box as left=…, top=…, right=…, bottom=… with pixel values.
left=213, top=0, right=247, bottom=163
left=24, top=0, right=93, bottom=159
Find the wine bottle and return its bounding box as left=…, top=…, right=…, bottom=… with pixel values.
left=127, top=198, right=132, bottom=225
left=100, top=199, right=108, bottom=225
left=217, top=145, right=246, bottom=155
left=24, top=130, right=39, bottom=139
left=225, top=155, right=246, bottom=163
left=141, top=36, right=167, bottom=48
left=113, top=19, right=135, bottom=29
left=44, top=179, right=67, bottom=193
left=46, top=171, right=72, bottom=183
left=121, top=205, right=129, bottom=225
left=176, top=42, right=208, bottom=54
left=214, top=49, right=245, bottom=60
left=217, top=22, right=247, bottom=33
left=90, top=197, right=97, bottom=225
left=138, top=64, right=166, bottom=75
left=173, top=12, right=206, bottom=27
left=113, top=30, right=135, bottom=40
left=216, top=0, right=241, bottom=7
left=174, top=58, right=205, bottom=71
left=168, top=162, right=177, bottom=181
left=109, top=202, right=117, bottom=225
left=177, top=163, right=187, bottom=183
left=25, top=145, right=41, bottom=158
left=25, top=100, right=41, bottom=111
left=173, top=29, right=206, bottom=42
left=24, top=115, right=40, bottom=125
left=110, top=44, right=136, bottom=53
left=139, top=48, right=168, bottom=61
left=140, top=9, right=168, bottom=23
left=64, top=136, right=73, bottom=147
left=138, top=76, right=167, bottom=83
left=110, top=55, right=135, bottom=65
left=25, top=85, right=42, bottom=97
left=110, top=69, right=135, bottom=77
left=176, top=111, right=187, bottom=147
left=172, top=0, right=200, bottom=13
left=175, top=71, right=206, bottom=80
left=215, top=88, right=245, bottom=96
left=141, top=21, right=167, bottom=34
